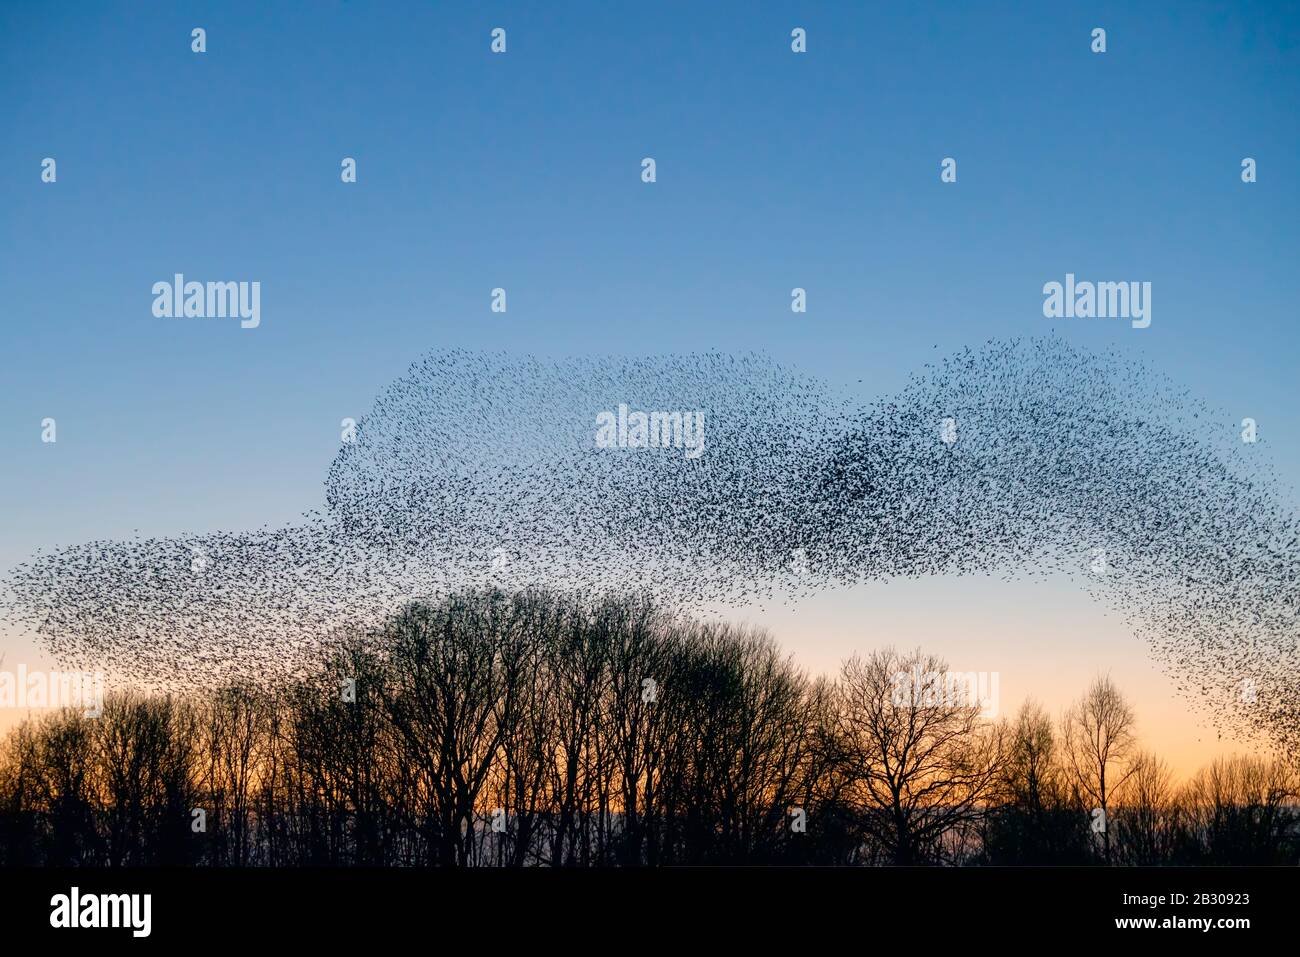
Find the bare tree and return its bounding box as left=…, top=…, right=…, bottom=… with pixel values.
left=9, top=589, right=1288, bottom=868
left=983, top=700, right=1089, bottom=864
left=1061, top=674, right=1138, bottom=862
left=199, top=682, right=269, bottom=865
left=1113, top=751, right=1178, bottom=865
left=1182, top=755, right=1299, bottom=864
left=487, top=590, right=560, bottom=866
left=1002, top=701, right=1059, bottom=810
left=543, top=595, right=609, bottom=866
left=598, top=594, right=679, bottom=866
left=381, top=593, right=519, bottom=866
left=834, top=648, right=1004, bottom=865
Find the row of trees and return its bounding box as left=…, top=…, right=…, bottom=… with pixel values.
left=1, top=589, right=1295, bottom=866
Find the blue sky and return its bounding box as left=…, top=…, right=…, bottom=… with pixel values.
left=2, top=1, right=1298, bottom=768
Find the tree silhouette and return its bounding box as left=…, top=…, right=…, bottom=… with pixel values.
left=1062, top=675, right=1138, bottom=863
left=0, top=590, right=1295, bottom=868
left=833, top=648, right=1005, bottom=865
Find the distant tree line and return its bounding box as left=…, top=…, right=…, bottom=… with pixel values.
left=1, top=590, right=1296, bottom=866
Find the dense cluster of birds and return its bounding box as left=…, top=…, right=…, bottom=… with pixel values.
left=3, top=337, right=1296, bottom=756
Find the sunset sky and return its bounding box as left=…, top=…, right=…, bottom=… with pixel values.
left=2, top=1, right=1298, bottom=778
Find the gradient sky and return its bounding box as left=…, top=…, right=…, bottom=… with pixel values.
left=2, top=1, right=1298, bottom=776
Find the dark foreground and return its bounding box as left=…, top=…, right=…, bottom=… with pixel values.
left=0, top=864, right=1291, bottom=944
